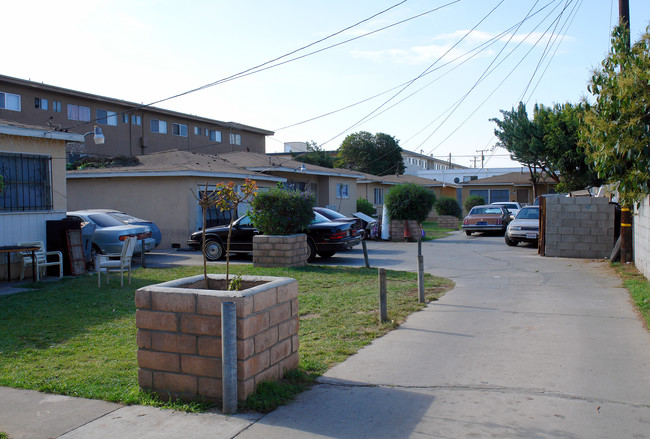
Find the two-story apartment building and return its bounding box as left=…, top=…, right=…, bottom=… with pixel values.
left=0, top=75, right=273, bottom=160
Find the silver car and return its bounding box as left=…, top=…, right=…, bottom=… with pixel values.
left=67, top=210, right=156, bottom=256
left=505, top=206, right=540, bottom=246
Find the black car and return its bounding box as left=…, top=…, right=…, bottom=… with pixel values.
left=187, top=212, right=361, bottom=262
left=313, top=207, right=364, bottom=238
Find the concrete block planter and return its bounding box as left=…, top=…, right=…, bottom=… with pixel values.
left=253, top=234, right=307, bottom=268
left=135, top=274, right=299, bottom=403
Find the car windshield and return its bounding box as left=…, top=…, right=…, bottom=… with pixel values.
left=470, top=207, right=503, bottom=215
left=109, top=212, right=147, bottom=223
left=87, top=213, right=128, bottom=227
left=312, top=212, right=330, bottom=224
left=516, top=208, right=539, bottom=220
left=318, top=208, right=346, bottom=219
left=497, top=203, right=518, bottom=209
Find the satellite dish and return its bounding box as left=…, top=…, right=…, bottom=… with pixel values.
left=454, top=177, right=460, bottom=184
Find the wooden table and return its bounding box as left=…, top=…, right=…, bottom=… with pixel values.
left=0, top=245, right=39, bottom=282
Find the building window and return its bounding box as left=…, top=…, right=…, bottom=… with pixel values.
left=230, top=133, right=241, bottom=145
left=194, top=126, right=201, bottom=135
left=150, top=119, right=167, bottom=134
left=67, top=104, right=90, bottom=121
left=209, top=129, right=222, bottom=142
left=336, top=183, right=349, bottom=199
left=34, top=97, right=48, bottom=110
left=132, top=115, right=141, bottom=125
left=374, top=188, right=383, bottom=204
left=52, top=101, right=61, bottom=112
left=97, top=109, right=117, bottom=126
left=0, top=152, right=52, bottom=211
left=172, top=123, right=188, bottom=137
left=122, top=113, right=128, bottom=124
left=0, top=92, right=21, bottom=111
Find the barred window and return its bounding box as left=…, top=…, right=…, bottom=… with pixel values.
left=0, top=153, right=52, bottom=211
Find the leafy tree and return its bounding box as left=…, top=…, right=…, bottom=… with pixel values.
left=356, top=198, right=376, bottom=216
left=384, top=183, right=436, bottom=224
left=581, top=24, right=650, bottom=206
left=249, top=185, right=315, bottom=235
left=435, top=197, right=462, bottom=218
left=292, top=141, right=334, bottom=168
left=464, top=195, right=485, bottom=213
left=336, top=131, right=405, bottom=176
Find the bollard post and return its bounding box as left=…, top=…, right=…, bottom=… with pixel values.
left=362, top=240, right=370, bottom=268
left=379, top=268, right=388, bottom=322
left=221, top=301, right=237, bottom=414
left=417, top=254, right=425, bottom=303
left=417, top=236, right=422, bottom=256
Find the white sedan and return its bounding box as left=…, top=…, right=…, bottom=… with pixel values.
left=505, top=206, right=540, bottom=246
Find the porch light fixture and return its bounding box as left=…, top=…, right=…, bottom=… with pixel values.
left=295, top=163, right=306, bottom=173
left=83, top=125, right=105, bottom=144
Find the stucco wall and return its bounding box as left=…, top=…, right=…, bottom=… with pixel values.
left=634, top=195, right=650, bottom=280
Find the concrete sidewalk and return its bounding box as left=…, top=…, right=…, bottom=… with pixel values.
left=2, top=235, right=650, bottom=438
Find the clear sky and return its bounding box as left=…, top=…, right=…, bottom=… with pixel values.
left=4, top=0, right=649, bottom=168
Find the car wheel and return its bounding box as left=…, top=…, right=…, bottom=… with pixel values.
left=465, top=230, right=472, bottom=236
left=317, top=250, right=335, bottom=259
left=505, top=235, right=518, bottom=246
left=204, top=240, right=225, bottom=261
left=306, top=239, right=317, bottom=262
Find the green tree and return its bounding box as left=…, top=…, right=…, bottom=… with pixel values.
left=464, top=195, right=485, bottom=213
left=356, top=198, right=376, bottom=216
left=336, top=131, right=405, bottom=176
left=581, top=24, right=650, bottom=207
left=249, top=185, right=315, bottom=235
left=292, top=141, right=334, bottom=168
left=385, top=183, right=436, bottom=224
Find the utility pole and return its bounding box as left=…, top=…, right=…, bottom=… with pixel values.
left=619, top=0, right=633, bottom=263
left=476, top=149, right=489, bottom=169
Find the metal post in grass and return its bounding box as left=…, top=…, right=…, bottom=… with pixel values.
left=417, top=254, right=425, bottom=303
left=379, top=268, right=388, bottom=322
left=221, top=301, right=237, bottom=414
left=362, top=240, right=370, bottom=268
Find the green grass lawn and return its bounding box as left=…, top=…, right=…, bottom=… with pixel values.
left=614, top=263, right=650, bottom=329
left=421, top=220, right=459, bottom=241
left=0, top=263, right=453, bottom=411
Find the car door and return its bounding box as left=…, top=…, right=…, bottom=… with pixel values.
left=228, top=216, right=258, bottom=252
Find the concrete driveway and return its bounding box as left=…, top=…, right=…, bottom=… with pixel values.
left=233, top=232, right=650, bottom=438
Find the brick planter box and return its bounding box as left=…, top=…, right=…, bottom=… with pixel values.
left=135, top=274, right=299, bottom=404
left=389, top=220, right=421, bottom=242
left=253, top=234, right=307, bottom=268
left=427, top=214, right=460, bottom=230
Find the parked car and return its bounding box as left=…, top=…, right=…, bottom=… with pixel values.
left=313, top=207, right=365, bottom=239
left=505, top=206, right=540, bottom=246
left=462, top=205, right=513, bottom=236
left=82, top=209, right=162, bottom=247
left=187, top=212, right=361, bottom=262
left=67, top=210, right=156, bottom=258
left=490, top=201, right=522, bottom=217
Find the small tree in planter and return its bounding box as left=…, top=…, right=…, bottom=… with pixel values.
left=435, top=197, right=462, bottom=218
left=385, top=183, right=436, bottom=240
left=249, top=185, right=315, bottom=266
left=192, top=179, right=258, bottom=289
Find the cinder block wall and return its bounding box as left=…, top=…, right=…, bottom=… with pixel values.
left=634, top=195, right=650, bottom=279
left=135, top=275, right=299, bottom=403
left=253, top=234, right=307, bottom=268
left=427, top=214, right=460, bottom=230
left=544, top=197, right=615, bottom=258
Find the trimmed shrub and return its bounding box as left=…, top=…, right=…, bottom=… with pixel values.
left=385, top=183, right=436, bottom=224
left=435, top=197, right=462, bottom=218
left=464, top=195, right=485, bottom=213
left=356, top=198, right=376, bottom=216
left=249, top=187, right=315, bottom=235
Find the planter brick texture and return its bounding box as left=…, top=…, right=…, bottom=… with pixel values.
left=135, top=274, right=299, bottom=403
left=544, top=196, right=616, bottom=258
left=253, top=234, right=307, bottom=268
left=390, top=220, right=421, bottom=242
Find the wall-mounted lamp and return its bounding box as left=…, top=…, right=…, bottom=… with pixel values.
left=296, top=163, right=306, bottom=173
left=83, top=125, right=105, bottom=145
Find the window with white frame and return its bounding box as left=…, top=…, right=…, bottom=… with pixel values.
left=209, top=129, right=222, bottom=142
left=172, top=123, right=188, bottom=137
left=34, top=97, right=48, bottom=110
left=150, top=119, right=167, bottom=134
left=374, top=187, right=383, bottom=204
left=0, top=152, right=52, bottom=211
left=132, top=115, right=141, bottom=125
left=67, top=104, right=90, bottom=121
left=0, top=91, right=21, bottom=111
left=97, top=109, right=117, bottom=126
left=230, top=133, right=241, bottom=145
left=336, top=183, right=349, bottom=199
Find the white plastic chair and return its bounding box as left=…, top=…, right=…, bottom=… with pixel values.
left=96, top=236, right=137, bottom=287
left=18, top=241, right=63, bottom=281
